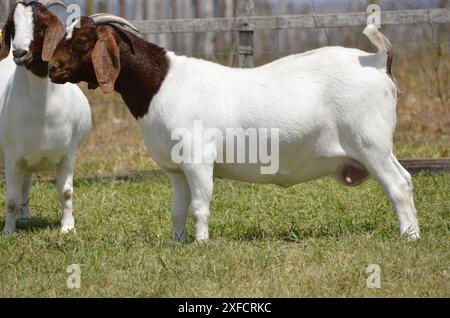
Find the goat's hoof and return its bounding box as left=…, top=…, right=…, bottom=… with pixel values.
left=172, top=231, right=187, bottom=243
left=402, top=226, right=421, bottom=241
left=61, top=225, right=76, bottom=234
left=20, top=212, right=32, bottom=220
left=405, top=232, right=420, bottom=241
left=3, top=228, right=17, bottom=236
left=195, top=228, right=209, bottom=243
left=195, top=237, right=209, bottom=244
left=20, top=206, right=32, bottom=220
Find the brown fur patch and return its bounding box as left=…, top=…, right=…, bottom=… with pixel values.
left=92, top=26, right=121, bottom=94
left=63, top=189, right=72, bottom=201
left=7, top=200, right=17, bottom=212
left=50, top=17, right=170, bottom=119
left=41, top=13, right=65, bottom=62
left=381, top=35, right=401, bottom=97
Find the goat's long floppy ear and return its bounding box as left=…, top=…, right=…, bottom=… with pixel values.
left=41, top=15, right=65, bottom=62
left=92, top=28, right=120, bottom=94
left=0, top=13, right=14, bottom=61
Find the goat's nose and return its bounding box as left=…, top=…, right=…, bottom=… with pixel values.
left=13, top=49, right=27, bottom=59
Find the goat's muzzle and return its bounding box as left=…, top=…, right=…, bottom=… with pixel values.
left=13, top=49, right=33, bottom=67
left=48, top=64, right=70, bottom=84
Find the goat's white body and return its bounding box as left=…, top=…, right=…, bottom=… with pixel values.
left=0, top=68, right=90, bottom=170
left=0, top=52, right=16, bottom=169
left=142, top=47, right=395, bottom=185
left=0, top=64, right=91, bottom=234
left=0, top=2, right=92, bottom=235
left=139, top=29, right=420, bottom=241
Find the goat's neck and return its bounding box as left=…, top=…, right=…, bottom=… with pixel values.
left=13, top=65, right=50, bottom=96
left=114, top=34, right=170, bottom=120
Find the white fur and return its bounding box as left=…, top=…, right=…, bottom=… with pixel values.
left=138, top=27, right=420, bottom=241
left=12, top=4, right=34, bottom=53
left=0, top=7, right=91, bottom=235
left=65, top=19, right=79, bottom=40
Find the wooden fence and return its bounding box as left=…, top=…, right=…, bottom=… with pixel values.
left=1, top=2, right=450, bottom=67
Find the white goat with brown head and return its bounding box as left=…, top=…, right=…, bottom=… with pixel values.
left=49, top=14, right=420, bottom=241
left=0, top=0, right=91, bottom=234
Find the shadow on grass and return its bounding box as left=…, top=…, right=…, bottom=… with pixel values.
left=15, top=217, right=60, bottom=233
left=231, top=221, right=382, bottom=243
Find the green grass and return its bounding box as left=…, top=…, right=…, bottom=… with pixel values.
left=0, top=173, right=449, bottom=297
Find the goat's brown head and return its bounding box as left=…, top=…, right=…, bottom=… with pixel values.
left=0, top=0, right=67, bottom=77
left=49, top=14, right=139, bottom=94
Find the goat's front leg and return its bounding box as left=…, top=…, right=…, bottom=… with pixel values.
left=168, top=173, right=191, bottom=242
left=56, top=157, right=75, bottom=234
left=183, top=164, right=214, bottom=242
left=20, top=173, right=33, bottom=219
left=3, top=162, right=24, bottom=235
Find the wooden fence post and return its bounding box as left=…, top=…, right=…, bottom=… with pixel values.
left=237, top=0, right=254, bottom=68
left=0, top=0, right=7, bottom=23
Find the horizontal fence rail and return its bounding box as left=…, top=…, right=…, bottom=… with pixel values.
left=399, top=159, right=450, bottom=175
left=129, top=8, right=450, bottom=34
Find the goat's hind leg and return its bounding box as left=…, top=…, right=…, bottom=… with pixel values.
left=20, top=173, right=33, bottom=219
left=168, top=172, right=191, bottom=242
left=363, top=153, right=420, bottom=240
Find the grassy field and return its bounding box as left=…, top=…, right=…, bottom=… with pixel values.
left=0, top=173, right=448, bottom=297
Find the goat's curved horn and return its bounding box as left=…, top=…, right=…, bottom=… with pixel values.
left=38, top=0, right=68, bottom=9
left=90, top=13, right=140, bottom=33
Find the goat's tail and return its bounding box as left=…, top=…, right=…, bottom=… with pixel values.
left=363, top=25, right=400, bottom=95
left=363, top=25, right=393, bottom=72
